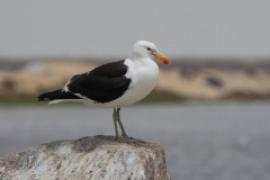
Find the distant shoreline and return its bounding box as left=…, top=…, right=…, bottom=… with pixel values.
left=0, top=59, right=270, bottom=103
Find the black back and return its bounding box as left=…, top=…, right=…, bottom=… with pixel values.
left=67, top=60, right=131, bottom=103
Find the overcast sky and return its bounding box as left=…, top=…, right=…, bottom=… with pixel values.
left=0, top=0, right=270, bottom=60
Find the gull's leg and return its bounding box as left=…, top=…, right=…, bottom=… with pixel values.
left=116, top=107, right=128, bottom=137
left=113, top=108, right=119, bottom=140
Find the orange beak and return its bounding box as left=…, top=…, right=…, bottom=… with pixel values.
left=155, top=53, right=172, bottom=64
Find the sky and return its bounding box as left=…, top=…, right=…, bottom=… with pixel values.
left=0, top=0, right=270, bottom=60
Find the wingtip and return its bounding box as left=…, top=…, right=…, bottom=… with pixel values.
left=37, top=94, right=47, bottom=101
left=37, top=96, right=42, bottom=101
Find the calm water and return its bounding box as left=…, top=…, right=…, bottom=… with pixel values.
left=0, top=102, right=270, bottom=180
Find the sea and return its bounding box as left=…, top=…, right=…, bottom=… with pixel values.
left=0, top=102, right=269, bottom=180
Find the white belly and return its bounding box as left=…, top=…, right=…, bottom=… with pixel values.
left=102, top=58, right=159, bottom=107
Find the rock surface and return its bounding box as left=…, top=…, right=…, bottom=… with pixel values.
left=0, top=135, right=169, bottom=180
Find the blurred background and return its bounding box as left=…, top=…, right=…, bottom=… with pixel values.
left=0, top=0, right=270, bottom=179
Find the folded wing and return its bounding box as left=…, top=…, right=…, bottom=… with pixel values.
left=67, top=60, right=131, bottom=103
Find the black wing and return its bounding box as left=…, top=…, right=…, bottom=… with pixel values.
left=67, top=60, right=131, bottom=103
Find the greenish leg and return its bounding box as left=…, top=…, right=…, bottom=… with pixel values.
left=113, top=108, right=119, bottom=140
left=116, top=107, right=128, bottom=138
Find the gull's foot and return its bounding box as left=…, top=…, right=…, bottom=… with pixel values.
left=121, top=133, right=129, bottom=139
left=114, top=135, right=120, bottom=141
left=114, top=134, right=134, bottom=141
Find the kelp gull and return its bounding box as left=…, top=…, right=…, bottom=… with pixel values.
left=38, top=40, right=171, bottom=139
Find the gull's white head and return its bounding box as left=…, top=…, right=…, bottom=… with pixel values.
left=130, top=40, right=171, bottom=64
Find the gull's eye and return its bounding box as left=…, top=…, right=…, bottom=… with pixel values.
left=146, top=47, right=151, bottom=51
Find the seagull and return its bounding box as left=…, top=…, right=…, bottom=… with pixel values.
left=38, top=40, right=171, bottom=139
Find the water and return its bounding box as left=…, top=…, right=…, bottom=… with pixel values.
left=0, top=102, right=270, bottom=180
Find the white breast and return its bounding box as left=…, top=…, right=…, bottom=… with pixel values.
left=103, top=58, right=159, bottom=107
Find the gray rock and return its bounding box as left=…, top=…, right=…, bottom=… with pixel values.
left=0, top=135, right=170, bottom=180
